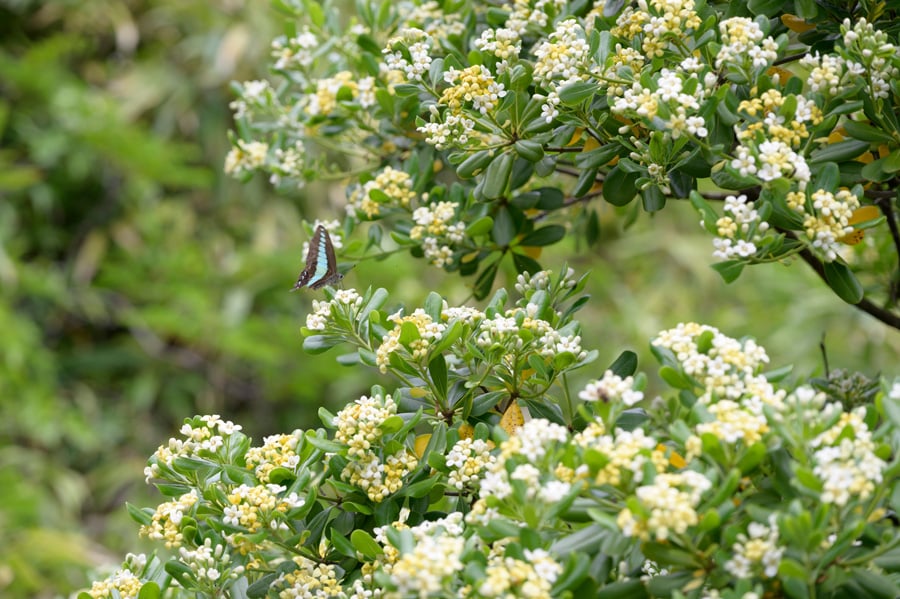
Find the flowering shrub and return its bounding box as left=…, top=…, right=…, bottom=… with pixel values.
left=224, top=0, right=900, bottom=326
left=84, top=277, right=900, bottom=598
left=82, top=2, right=900, bottom=598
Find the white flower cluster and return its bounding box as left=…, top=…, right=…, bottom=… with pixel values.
left=376, top=308, right=448, bottom=372
left=479, top=549, right=562, bottom=598
left=347, top=166, right=417, bottom=219
left=476, top=419, right=570, bottom=502
left=710, top=194, right=769, bottom=260
left=801, top=188, right=860, bottom=262
left=811, top=408, right=886, bottom=506
left=305, top=288, right=363, bottom=332
left=446, top=437, right=496, bottom=490
left=841, top=18, right=899, bottom=100
left=271, top=29, right=319, bottom=71
left=334, top=393, right=420, bottom=502
left=410, top=200, right=466, bottom=267
left=178, top=538, right=245, bottom=584
left=724, top=517, right=784, bottom=579
left=382, top=28, right=433, bottom=81
left=653, top=323, right=785, bottom=445
left=715, top=17, right=778, bottom=70
left=617, top=471, right=712, bottom=541
left=145, top=415, right=243, bottom=482
left=574, top=423, right=666, bottom=486
left=579, top=370, right=644, bottom=406
left=372, top=512, right=467, bottom=596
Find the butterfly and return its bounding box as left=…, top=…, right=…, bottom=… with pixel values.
left=291, top=225, right=343, bottom=290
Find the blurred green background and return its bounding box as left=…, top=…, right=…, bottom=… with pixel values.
left=2, top=2, right=898, bottom=597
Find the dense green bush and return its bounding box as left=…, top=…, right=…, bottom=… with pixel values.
left=79, top=0, right=900, bottom=598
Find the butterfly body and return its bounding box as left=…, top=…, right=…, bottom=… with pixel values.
left=292, top=225, right=343, bottom=290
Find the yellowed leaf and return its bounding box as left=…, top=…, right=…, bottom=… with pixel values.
left=500, top=401, right=525, bottom=435
left=414, top=434, right=431, bottom=458
left=781, top=14, right=815, bottom=33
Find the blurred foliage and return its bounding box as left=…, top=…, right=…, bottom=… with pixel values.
left=2, top=1, right=900, bottom=598
left=0, top=1, right=380, bottom=597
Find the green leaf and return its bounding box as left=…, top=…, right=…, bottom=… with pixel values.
left=659, top=366, right=692, bottom=389
left=603, top=165, right=639, bottom=206
left=813, top=161, right=840, bottom=192
left=381, top=414, right=405, bottom=434
left=861, top=157, right=895, bottom=182
left=596, top=580, right=649, bottom=599
left=574, top=143, right=620, bottom=169
left=493, top=206, right=515, bottom=246
left=514, top=139, right=544, bottom=161
left=710, top=165, right=759, bottom=190
left=641, top=185, right=666, bottom=212
left=737, top=442, right=767, bottom=474
left=398, top=475, right=438, bottom=498
left=842, top=120, right=897, bottom=144
left=642, top=541, right=702, bottom=568
left=429, top=355, right=448, bottom=402
left=303, top=334, right=343, bottom=354
left=697, top=509, right=720, bottom=532
left=519, top=225, right=565, bottom=247
left=330, top=528, right=357, bottom=558
left=246, top=573, right=278, bottom=598
left=883, top=149, right=900, bottom=173
left=126, top=502, right=153, bottom=526
left=430, top=320, right=463, bottom=356
left=558, top=81, right=597, bottom=105
left=399, top=320, right=421, bottom=345
left=608, top=351, right=637, bottom=377
left=304, top=432, right=346, bottom=453
left=424, top=291, right=443, bottom=321
left=474, top=260, right=500, bottom=299
left=573, top=167, right=600, bottom=197
left=551, top=523, right=606, bottom=555
left=551, top=554, right=591, bottom=594
left=809, top=139, right=870, bottom=164
left=852, top=569, right=900, bottom=598
left=483, top=151, right=513, bottom=199
left=303, top=0, right=325, bottom=26
left=877, top=390, right=900, bottom=428
left=711, top=260, right=745, bottom=283
left=703, top=469, right=740, bottom=508
left=360, top=287, right=389, bottom=321
left=747, top=0, right=783, bottom=15
left=690, top=191, right=720, bottom=234
left=795, top=0, right=818, bottom=18
left=137, top=583, right=161, bottom=599
left=457, top=150, right=494, bottom=178
left=466, top=215, right=494, bottom=236
left=163, top=560, right=194, bottom=586
left=393, top=83, right=421, bottom=97
left=794, top=466, right=823, bottom=492
left=351, top=530, right=383, bottom=559
left=512, top=251, right=542, bottom=275
left=822, top=260, right=863, bottom=304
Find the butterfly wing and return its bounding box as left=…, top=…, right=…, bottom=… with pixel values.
left=310, top=224, right=343, bottom=289
left=292, top=225, right=324, bottom=290
left=292, top=225, right=343, bottom=290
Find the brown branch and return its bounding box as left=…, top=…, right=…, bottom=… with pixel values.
left=554, top=165, right=580, bottom=178
left=774, top=52, right=809, bottom=67
left=544, top=146, right=583, bottom=153
left=780, top=229, right=900, bottom=330
left=873, top=195, right=900, bottom=304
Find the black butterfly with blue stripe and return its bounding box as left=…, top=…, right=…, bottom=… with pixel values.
left=292, top=225, right=343, bottom=290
